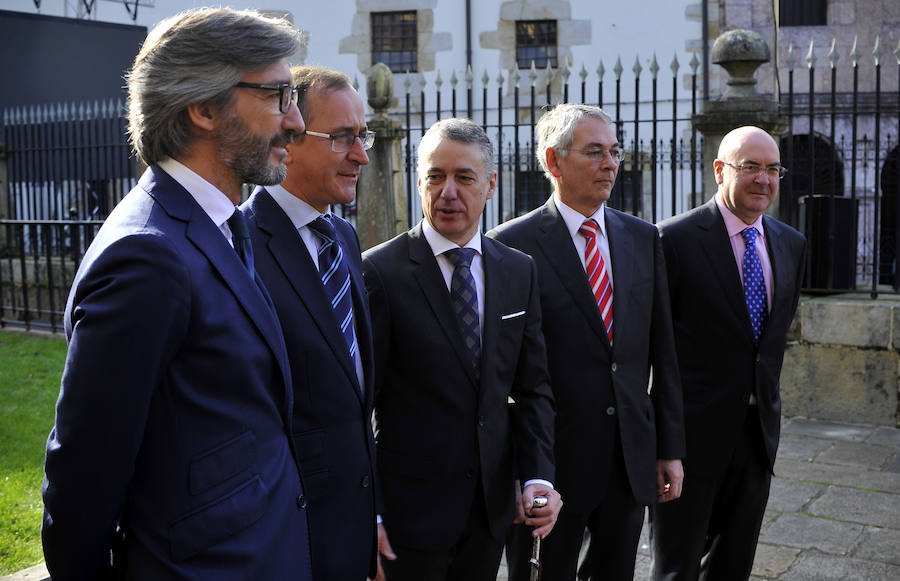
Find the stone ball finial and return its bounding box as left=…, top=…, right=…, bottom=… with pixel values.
left=711, top=29, right=771, bottom=98
left=367, top=63, right=394, bottom=113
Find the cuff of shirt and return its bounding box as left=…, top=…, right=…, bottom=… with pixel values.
left=522, top=478, right=554, bottom=490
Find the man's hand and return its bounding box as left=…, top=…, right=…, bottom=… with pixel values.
left=370, top=522, right=396, bottom=581
left=521, top=483, right=562, bottom=538
left=512, top=479, right=527, bottom=523
left=656, top=459, right=684, bottom=503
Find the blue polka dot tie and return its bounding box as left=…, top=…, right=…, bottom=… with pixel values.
left=742, top=227, right=768, bottom=344
left=445, top=248, right=481, bottom=380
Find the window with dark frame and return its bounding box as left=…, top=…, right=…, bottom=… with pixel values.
left=515, top=20, right=558, bottom=69
left=371, top=11, right=418, bottom=73
left=779, top=0, right=827, bottom=26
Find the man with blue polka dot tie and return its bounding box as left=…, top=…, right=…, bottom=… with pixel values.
left=653, top=126, right=807, bottom=581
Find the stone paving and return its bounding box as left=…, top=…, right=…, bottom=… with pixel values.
left=5, top=417, right=899, bottom=581
left=497, top=416, right=900, bottom=581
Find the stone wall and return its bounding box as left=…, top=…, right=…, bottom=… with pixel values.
left=781, top=294, right=900, bottom=427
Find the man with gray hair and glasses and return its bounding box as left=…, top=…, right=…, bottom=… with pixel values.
left=488, top=103, right=685, bottom=581
left=651, top=126, right=806, bottom=580
left=42, top=8, right=313, bottom=580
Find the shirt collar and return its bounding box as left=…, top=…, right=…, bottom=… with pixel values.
left=267, top=183, right=331, bottom=228
left=553, top=194, right=607, bottom=239
left=715, top=192, right=765, bottom=240
left=422, top=219, right=482, bottom=257
left=158, top=157, right=236, bottom=229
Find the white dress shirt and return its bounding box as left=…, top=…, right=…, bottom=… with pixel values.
left=158, top=157, right=237, bottom=245
left=554, top=194, right=614, bottom=289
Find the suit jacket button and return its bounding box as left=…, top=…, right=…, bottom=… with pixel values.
left=296, top=495, right=307, bottom=510
left=478, top=415, right=486, bottom=427
left=611, top=362, right=618, bottom=372
left=361, top=475, right=370, bottom=488
left=606, top=406, right=616, bottom=416
left=466, top=469, right=475, bottom=479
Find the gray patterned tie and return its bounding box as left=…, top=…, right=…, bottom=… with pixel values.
left=445, top=247, right=481, bottom=380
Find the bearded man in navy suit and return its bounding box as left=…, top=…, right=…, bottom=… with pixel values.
left=42, top=9, right=312, bottom=580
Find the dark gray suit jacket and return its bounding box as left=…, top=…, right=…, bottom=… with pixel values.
left=657, top=199, right=806, bottom=478
left=488, top=197, right=685, bottom=510
left=362, top=224, right=555, bottom=551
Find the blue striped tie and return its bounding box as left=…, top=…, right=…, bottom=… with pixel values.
left=742, top=227, right=768, bottom=344
left=308, top=216, right=357, bottom=360
left=445, top=247, right=481, bottom=380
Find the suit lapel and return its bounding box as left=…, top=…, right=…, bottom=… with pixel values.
left=145, top=169, right=292, bottom=412
left=605, top=209, right=633, bottom=345
left=479, top=236, right=504, bottom=388
left=696, top=200, right=756, bottom=344
left=252, top=189, right=363, bottom=402
left=408, top=226, right=479, bottom=389
left=534, top=199, right=611, bottom=348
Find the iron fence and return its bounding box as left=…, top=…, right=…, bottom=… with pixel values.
left=0, top=38, right=898, bottom=329
left=392, top=41, right=898, bottom=297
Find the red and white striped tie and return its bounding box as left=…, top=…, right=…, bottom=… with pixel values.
left=579, top=219, right=613, bottom=343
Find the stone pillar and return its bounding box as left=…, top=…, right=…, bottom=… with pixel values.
left=693, top=29, right=787, bottom=209
left=357, top=63, right=408, bottom=251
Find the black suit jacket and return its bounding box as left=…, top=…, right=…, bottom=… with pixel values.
left=361, top=224, right=555, bottom=551
left=657, top=199, right=806, bottom=478
left=488, top=198, right=685, bottom=509
left=241, top=188, right=378, bottom=581
left=43, top=166, right=311, bottom=580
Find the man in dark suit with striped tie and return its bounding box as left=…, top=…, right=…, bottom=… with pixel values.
left=362, top=118, right=561, bottom=581
left=650, top=126, right=806, bottom=580
left=487, top=104, right=685, bottom=581
left=240, top=66, right=380, bottom=581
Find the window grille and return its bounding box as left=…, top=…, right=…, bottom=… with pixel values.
left=516, top=20, right=558, bottom=69
left=372, top=11, right=418, bottom=73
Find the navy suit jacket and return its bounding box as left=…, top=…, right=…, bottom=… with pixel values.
left=241, top=187, right=378, bottom=580
left=657, top=199, right=806, bottom=478
left=362, top=225, right=555, bottom=551
left=488, top=198, right=685, bottom=509
left=42, top=166, right=312, bottom=581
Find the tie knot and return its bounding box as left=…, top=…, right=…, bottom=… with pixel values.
left=308, top=215, right=337, bottom=242
left=578, top=219, right=600, bottom=240
left=741, top=226, right=758, bottom=248
left=227, top=209, right=250, bottom=241
left=445, top=247, right=477, bottom=269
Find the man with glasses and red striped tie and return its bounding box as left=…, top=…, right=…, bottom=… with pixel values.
left=651, top=126, right=806, bottom=580
left=240, top=66, right=380, bottom=581
left=488, top=103, right=686, bottom=581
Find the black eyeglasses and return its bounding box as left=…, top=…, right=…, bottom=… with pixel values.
left=302, top=130, right=376, bottom=152
left=233, top=82, right=300, bottom=114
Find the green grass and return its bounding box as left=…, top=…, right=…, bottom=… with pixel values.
left=0, top=330, right=66, bottom=575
